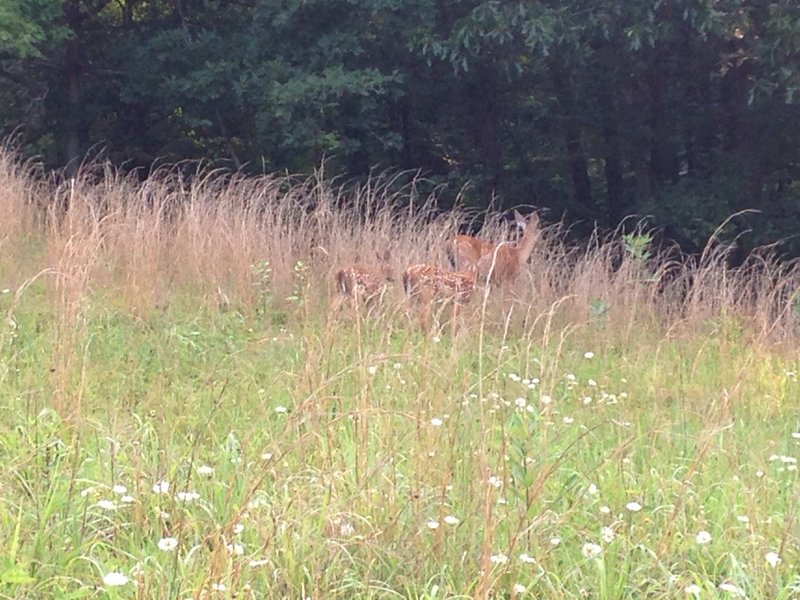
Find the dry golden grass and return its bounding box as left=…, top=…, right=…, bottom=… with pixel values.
left=0, top=146, right=798, bottom=348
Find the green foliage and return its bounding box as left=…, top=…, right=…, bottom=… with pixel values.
left=0, top=0, right=66, bottom=58
left=287, top=259, right=309, bottom=305
left=2, top=0, right=800, bottom=253
left=589, top=298, right=611, bottom=323
left=792, top=290, right=800, bottom=321
left=251, top=259, right=273, bottom=314
left=622, top=232, right=653, bottom=265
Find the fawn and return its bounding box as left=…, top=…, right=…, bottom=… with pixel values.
left=402, top=263, right=476, bottom=333
left=447, top=210, right=539, bottom=285
left=330, top=250, right=394, bottom=317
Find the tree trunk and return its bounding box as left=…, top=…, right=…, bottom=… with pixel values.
left=648, top=51, right=678, bottom=190
left=216, top=106, right=243, bottom=170
left=549, top=58, right=594, bottom=214
left=475, top=66, right=502, bottom=195
left=63, top=0, right=84, bottom=176
left=602, top=113, right=624, bottom=228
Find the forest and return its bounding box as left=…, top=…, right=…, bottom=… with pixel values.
left=2, top=0, right=800, bottom=255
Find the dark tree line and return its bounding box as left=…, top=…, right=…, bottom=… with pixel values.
left=3, top=0, right=800, bottom=253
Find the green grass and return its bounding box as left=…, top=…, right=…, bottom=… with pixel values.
left=1, top=285, right=799, bottom=599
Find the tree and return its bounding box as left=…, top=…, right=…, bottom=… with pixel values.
left=2, top=0, right=800, bottom=255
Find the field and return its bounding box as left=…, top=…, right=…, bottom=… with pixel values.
left=1, top=148, right=799, bottom=599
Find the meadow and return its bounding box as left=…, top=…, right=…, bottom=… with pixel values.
left=1, top=147, right=799, bottom=599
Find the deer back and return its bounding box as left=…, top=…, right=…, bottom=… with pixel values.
left=447, top=235, right=496, bottom=270
left=403, top=264, right=476, bottom=304
left=335, top=267, right=381, bottom=297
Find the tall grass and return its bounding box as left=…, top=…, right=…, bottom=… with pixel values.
left=2, top=148, right=798, bottom=342
left=1, top=147, right=799, bottom=599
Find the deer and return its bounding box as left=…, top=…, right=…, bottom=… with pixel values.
left=402, top=263, right=477, bottom=334
left=329, top=250, right=394, bottom=317
left=447, top=210, right=540, bottom=286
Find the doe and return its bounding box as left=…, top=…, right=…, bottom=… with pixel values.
left=447, top=210, right=539, bottom=286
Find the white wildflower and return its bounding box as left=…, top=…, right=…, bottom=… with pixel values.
left=489, top=554, right=508, bottom=564
left=111, top=485, right=127, bottom=495
left=695, top=530, right=712, bottom=545
left=175, top=491, right=200, bottom=502
left=519, top=553, right=536, bottom=564
left=157, top=537, right=178, bottom=552
left=430, top=417, right=443, bottom=427
left=426, top=520, right=440, bottom=530
left=96, top=500, right=116, bottom=511
left=626, top=501, right=642, bottom=512
left=684, top=584, right=701, bottom=596
left=513, top=583, right=526, bottom=594
left=581, top=543, right=602, bottom=559
left=443, top=515, right=460, bottom=525
left=718, top=582, right=744, bottom=596
left=601, top=526, right=615, bottom=543
left=102, top=572, right=129, bottom=587
left=584, top=351, right=595, bottom=359
left=247, top=496, right=269, bottom=510
left=197, top=465, right=214, bottom=477
left=226, top=543, right=244, bottom=555
left=152, top=480, right=170, bottom=494
left=339, top=521, right=355, bottom=536
left=765, top=551, right=781, bottom=567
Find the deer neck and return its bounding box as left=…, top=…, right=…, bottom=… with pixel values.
left=514, top=224, right=537, bottom=264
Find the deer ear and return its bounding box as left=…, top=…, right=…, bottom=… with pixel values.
left=514, top=210, right=527, bottom=230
